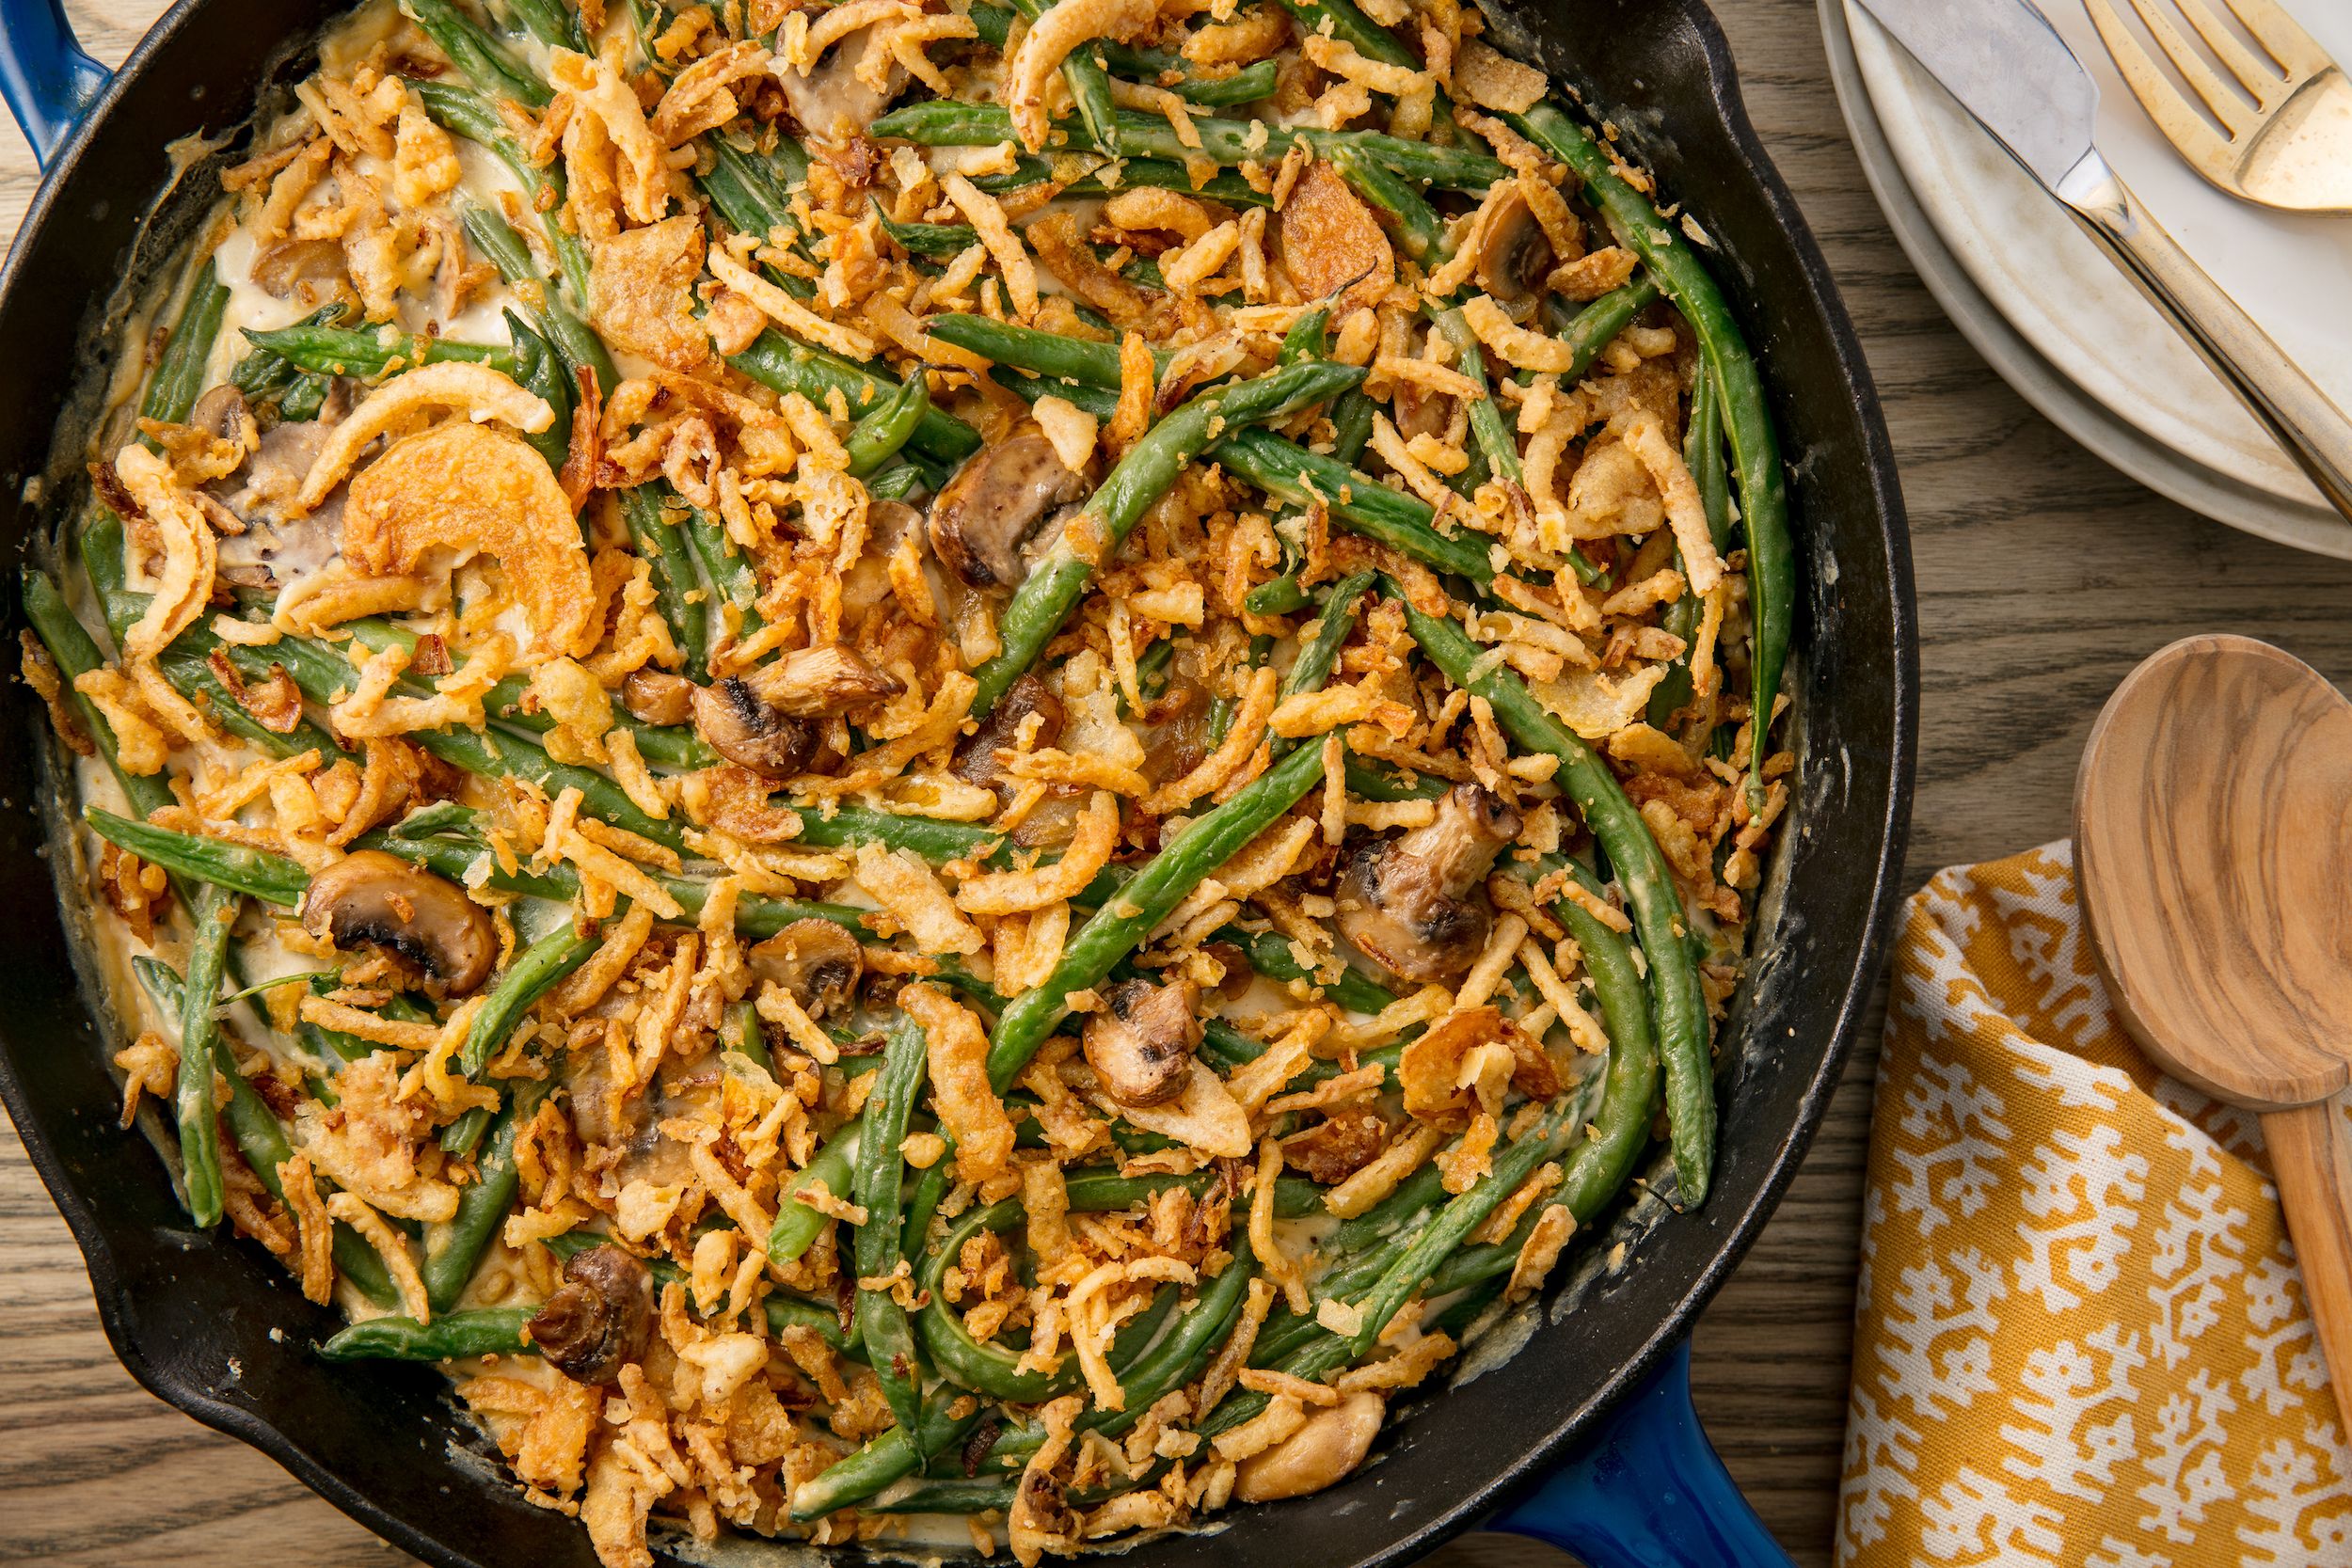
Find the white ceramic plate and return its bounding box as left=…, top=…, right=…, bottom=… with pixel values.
left=1831, top=0, right=2352, bottom=556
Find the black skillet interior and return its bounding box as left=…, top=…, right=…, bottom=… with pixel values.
left=0, top=0, right=1915, bottom=1560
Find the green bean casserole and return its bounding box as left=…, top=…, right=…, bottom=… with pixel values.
left=22, top=0, right=1796, bottom=1555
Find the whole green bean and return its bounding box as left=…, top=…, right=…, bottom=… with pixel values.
left=618, top=486, right=709, bottom=683
left=870, top=103, right=1506, bottom=192
left=787, top=1387, right=986, bottom=1520
left=768, top=1115, right=863, bottom=1265
left=140, top=261, right=230, bottom=427
left=425, top=1075, right=555, bottom=1311
left=238, top=322, right=513, bottom=381
left=174, top=885, right=237, bottom=1228
left=85, top=808, right=308, bottom=905
left=854, top=1015, right=929, bottom=1443
left=928, top=312, right=1168, bottom=393
left=987, top=737, right=1329, bottom=1086
left=1402, top=599, right=1715, bottom=1205
left=459, top=204, right=615, bottom=395
left=319, top=1307, right=538, bottom=1361
left=1545, top=276, right=1665, bottom=384
left=400, top=0, right=550, bottom=106
left=440, top=925, right=596, bottom=1155
left=968, top=359, right=1364, bottom=715
left=1507, top=103, right=1793, bottom=800
left=505, top=0, right=587, bottom=52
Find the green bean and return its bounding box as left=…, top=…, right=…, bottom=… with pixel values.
left=854, top=1015, right=929, bottom=1443
left=1343, top=755, right=1447, bottom=802
left=844, top=371, right=930, bottom=478
left=1329, top=388, right=1376, bottom=465
left=1546, top=276, right=1664, bottom=384
left=1055, top=158, right=1273, bottom=208
left=425, top=1075, right=556, bottom=1311
left=1281, top=571, right=1373, bottom=703
left=131, top=958, right=399, bottom=1305
left=140, top=261, right=230, bottom=426
left=768, top=1115, right=862, bottom=1266
left=1245, top=574, right=1311, bottom=616
left=460, top=204, right=614, bottom=396
left=1402, top=599, right=1715, bottom=1204
left=1648, top=366, right=1731, bottom=727
left=84, top=808, right=310, bottom=906
left=969, top=360, right=1364, bottom=715
left=440, top=925, right=596, bottom=1156
left=1267, top=0, right=1420, bottom=77
left=319, top=1307, right=538, bottom=1361
left=902, top=1142, right=955, bottom=1247
left=414, top=84, right=595, bottom=318
left=1219, top=925, right=1394, bottom=1014
left=728, top=328, right=982, bottom=468
left=24, top=572, right=177, bottom=824
left=1330, top=141, right=1447, bottom=265
left=787, top=1387, right=986, bottom=1520
left=231, top=301, right=348, bottom=404
left=501, top=309, right=574, bottom=476
left=400, top=0, right=550, bottom=105
left=1507, top=103, right=1793, bottom=800
left=174, top=885, right=237, bottom=1228
left=618, top=486, right=709, bottom=683
left=987, top=737, right=1329, bottom=1086
left=504, top=0, right=587, bottom=52
left=1152, top=56, right=1278, bottom=105
left=871, top=103, right=1507, bottom=192
left=873, top=207, right=977, bottom=260
left=724, top=997, right=771, bottom=1073
left=1278, top=308, right=1331, bottom=366
left=238, top=322, right=514, bottom=381
left=928, top=312, right=1168, bottom=392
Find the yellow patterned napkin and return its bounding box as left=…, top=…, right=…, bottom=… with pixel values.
left=1836, top=845, right=2352, bottom=1566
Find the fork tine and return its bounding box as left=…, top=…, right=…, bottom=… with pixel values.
left=2087, top=0, right=2246, bottom=171
left=2116, top=0, right=2258, bottom=135
left=2218, top=0, right=2336, bottom=81
left=2171, top=0, right=2295, bottom=103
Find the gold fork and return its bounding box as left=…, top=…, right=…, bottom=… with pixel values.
left=2085, top=0, right=2352, bottom=211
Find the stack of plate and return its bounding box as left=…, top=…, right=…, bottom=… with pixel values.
left=1821, top=0, right=2352, bottom=557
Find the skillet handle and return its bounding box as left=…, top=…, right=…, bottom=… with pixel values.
left=0, top=0, right=111, bottom=168
left=1486, top=1339, right=1796, bottom=1568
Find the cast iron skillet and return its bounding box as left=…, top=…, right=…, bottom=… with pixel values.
left=0, top=0, right=1915, bottom=1560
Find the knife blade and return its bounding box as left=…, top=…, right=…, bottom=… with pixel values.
left=1856, top=0, right=2104, bottom=195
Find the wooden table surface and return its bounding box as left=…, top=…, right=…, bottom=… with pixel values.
left=9, top=0, right=2352, bottom=1561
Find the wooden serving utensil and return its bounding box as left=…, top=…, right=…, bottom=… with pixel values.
left=2075, top=634, right=2352, bottom=1430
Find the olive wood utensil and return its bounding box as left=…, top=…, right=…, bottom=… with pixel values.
left=2075, top=633, right=2352, bottom=1431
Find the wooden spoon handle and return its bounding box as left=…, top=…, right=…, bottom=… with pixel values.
left=2260, top=1098, right=2352, bottom=1433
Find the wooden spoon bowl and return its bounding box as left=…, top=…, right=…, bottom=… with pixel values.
left=2076, top=633, right=2352, bottom=1429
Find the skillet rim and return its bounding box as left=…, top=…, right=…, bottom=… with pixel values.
left=0, top=0, right=1919, bottom=1560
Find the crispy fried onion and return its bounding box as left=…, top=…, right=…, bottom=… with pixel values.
left=1396, top=1006, right=1557, bottom=1126
left=295, top=361, right=553, bottom=512
left=548, top=47, right=672, bottom=224
left=342, top=422, right=597, bottom=658
left=592, top=215, right=713, bottom=373
left=1102, top=1060, right=1250, bottom=1158
left=105, top=450, right=217, bottom=666
left=954, top=789, right=1119, bottom=914
left=900, top=980, right=1015, bottom=1181
left=1006, top=0, right=1158, bottom=151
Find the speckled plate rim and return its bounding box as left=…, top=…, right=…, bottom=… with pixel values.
left=1819, top=0, right=2352, bottom=560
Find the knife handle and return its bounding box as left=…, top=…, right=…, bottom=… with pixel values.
left=2058, top=155, right=2352, bottom=525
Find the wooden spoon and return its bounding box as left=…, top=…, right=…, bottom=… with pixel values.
left=2075, top=634, right=2352, bottom=1431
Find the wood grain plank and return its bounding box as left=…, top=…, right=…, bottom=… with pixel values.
left=12, top=0, right=2352, bottom=1564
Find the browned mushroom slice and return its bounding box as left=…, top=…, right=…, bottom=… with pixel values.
left=525, top=1243, right=655, bottom=1385
left=739, top=644, right=903, bottom=718
left=951, top=673, right=1066, bottom=793
left=926, top=432, right=1088, bottom=591
left=691, top=677, right=820, bottom=778
left=747, top=918, right=865, bottom=1020
left=1233, top=1390, right=1386, bottom=1502
left=1332, top=784, right=1522, bottom=984
left=1473, top=185, right=1555, bottom=314
left=1083, top=976, right=1202, bottom=1107
left=778, top=24, right=907, bottom=145
left=251, top=237, right=355, bottom=308
left=299, top=849, right=498, bottom=996
left=620, top=667, right=696, bottom=727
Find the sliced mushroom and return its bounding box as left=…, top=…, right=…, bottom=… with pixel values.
left=778, top=24, right=907, bottom=145
left=251, top=237, right=355, bottom=307
left=951, top=673, right=1066, bottom=794
left=299, top=849, right=497, bottom=996
left=1083, top=976, right=1202, bottom=1108
left=189, top=384, right=254, bottom=447
left=740, top=644, right=902, bottom=718
left=525, top=1243, right=655, bottom=1385
left=691, top=678, right=819, bottom=778
left=927, top=432, right=1087, bottom=590
left=748, top=919, right=865, bottom=1021
left=1473, top=186, right=1554, bottom=312
left=1333, top=784, right=1521, bottom=984
left=621, top=667, right=696, bottom=727
left=1234, top=1390, right=1385, bottom=1503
